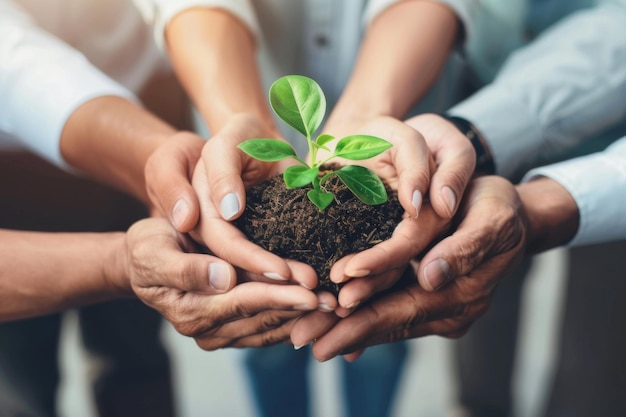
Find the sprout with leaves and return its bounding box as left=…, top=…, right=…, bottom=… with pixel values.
left=238, top=75, right=392, bottom=210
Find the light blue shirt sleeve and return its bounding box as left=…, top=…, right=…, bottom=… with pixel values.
left=0, top=0, right=138, bottom=170
left=449, top=0, right=626, bottom=179
left=523, top=136, right=626, bottom=247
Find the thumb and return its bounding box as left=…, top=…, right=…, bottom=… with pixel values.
left=145, top=133, right=204, bottom=232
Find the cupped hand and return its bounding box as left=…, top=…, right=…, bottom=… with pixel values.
left=125, top=217, right=320, bottom=350
left=291, top=176, right=529, bottom=361
left=144, top=131, right=206, bottom=232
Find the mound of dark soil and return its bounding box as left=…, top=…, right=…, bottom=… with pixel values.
left=234, top=168, right=403, bottom=295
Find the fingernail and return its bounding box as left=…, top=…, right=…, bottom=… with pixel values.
left=209, top=263, right=232, bottom=291
left=319, top=303, right=334, bottom=312
left=423, top=259, right=452, bottom=290
left=294, top=344, right=306, bottom=350
left=263, top=272, right=288, bottom=281
left=442, top=186, right=457, bottom=214
left=220, top=193, right=240, bottom=220
left=172, top=199, right=190, bottom=230
left=412, top=190, right=423, bottom=218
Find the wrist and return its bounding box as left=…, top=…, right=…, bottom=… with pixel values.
left=442, top=115, right=495, bottom=176
left=516, top=177, right=580, bottom=254
left=103, top=232, right=135, bottom=297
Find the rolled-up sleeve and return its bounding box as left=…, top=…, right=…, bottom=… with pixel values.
left=523, top=137, right=626, bottom=247
left=134, top=0, right=261, bottom=50
left=0, top=0, right=137, bottom=169
left=363, top=0, right=480, bottom=45
left=449, top=0, right=626, bottom=179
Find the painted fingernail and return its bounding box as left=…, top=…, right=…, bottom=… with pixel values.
left=412, top=190, right=423, bottom=218
left=263, top=272, right=288, bottom=281
left=209, top=263, right=232, bottom=291
left=220, top=193, right=240, bottom=220
left=423, top=259, right=452, bottom=290
left=172, top=198, right=190, bottom=230
left=442, top=186, right=457, bottom=214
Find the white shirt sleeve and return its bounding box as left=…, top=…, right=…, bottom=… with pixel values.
left=448, top=0, right=626, bottom=179
left=363, top=0, right=480, bottom=45
left=0, top=0, right=138, bottom=170
left=523, top=136, right=626, bottom=247
left=133, top=0, right=261, bottom=50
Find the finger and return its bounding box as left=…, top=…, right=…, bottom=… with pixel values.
left=391, top=125, right=433, bottom=219
left=342, top=349, right=365, bottom=363
left=418, top=177, right=524, bottom=291
left=128, top=219, right=236, bottom=294
left=145, top=132, right=204, bottom=232
left=427, top=123, right=475, bottom=219
left=316, top=291, right=338, bottom=312
left=335, top=266, right=406, bottom=311
left=340, top=208, right=449, bottom=279
left=195, top=317, right=296, bottom=350
left=207, top=282, right=319, bottom=324
left=203, top=114, right=282, bottom=221
left=290, top=310, right=341, bottom=348
left=309, top=283, right=463, bottom=361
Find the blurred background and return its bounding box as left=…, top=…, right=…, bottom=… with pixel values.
left=58, top=248, right=567, bottom=417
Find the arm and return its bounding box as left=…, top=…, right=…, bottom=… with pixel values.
left=325, top=1, right=471, bottom=219
left=448, top=0, right=626, bottom=179
left=0, top=219, right=320, bottom=348
left=0, top=230, right=128, bottom=321
left=0, top=1, right=205, bottom=228
left=163, top=5, right=276, bottom=135
left=521, top=136, right=626, bottom=249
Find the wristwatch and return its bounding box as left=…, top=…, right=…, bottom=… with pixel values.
left=443, top=115, right=496, bottom=176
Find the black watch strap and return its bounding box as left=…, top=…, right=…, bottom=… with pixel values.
left=444, top=115, right=496, bottom=176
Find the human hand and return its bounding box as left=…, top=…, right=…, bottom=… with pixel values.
left=322, top=114, right=476, bottom=309
left=144, top=131, right=206, bottom=232
left=188, top=114, right=321, bottom=289
left=291, top=176, right=529, bottom=360
left=124, top=217, right=321, bottom=350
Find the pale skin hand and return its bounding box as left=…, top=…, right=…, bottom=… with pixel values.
left=124, top=217, right=322, bottom=350
left=326, top=113, right=475, bottom=310
left=291, top=176, right=530, bottom=361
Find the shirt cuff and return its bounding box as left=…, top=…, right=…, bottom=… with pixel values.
left=522, top=146, right=626, bottom=247
left=448, top=83, right=543, bottom=179
left=138, top=0, right=260, bottom=51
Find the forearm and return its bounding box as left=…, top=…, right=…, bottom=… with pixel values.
left=60, top=96, right=177, bottom=202
left=516, top=177, right=579, bottom=254
left=0, top=230, right=132, bottom=322
left=327, top=0, right=458, bottom=129
left=165, top=8, right=278, bottom=134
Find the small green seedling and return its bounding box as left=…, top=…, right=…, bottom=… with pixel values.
left=238, top=75, right=392, bottom=210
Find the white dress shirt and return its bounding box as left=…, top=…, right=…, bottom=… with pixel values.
left=0, top=0, right=167, bottom=168
left=449, top=0, right=626, bottom=246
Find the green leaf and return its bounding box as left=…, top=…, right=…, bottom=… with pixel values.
left=315, top=133, right=335, bottom=148
left=336, top=165, right=388, bottom=205
left=307, top=189, right=334, bottom=210
left=283, top=165, right=319, bottom=188
left=334, top=135, right=392, bottom=160
left=269, top=75, right=326, bottom=138
left=238, top=139, right=297, bottom=162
